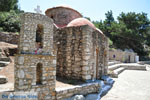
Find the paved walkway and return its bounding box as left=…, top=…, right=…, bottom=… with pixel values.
left=101, top=67, right=150, bottom=100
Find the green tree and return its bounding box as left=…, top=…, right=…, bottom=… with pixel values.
left=93, top=11, right=150, bottom=59
left=0, top=10, right=21, bottom=32
left=105, top=10, right=114, bottom=26
left=0, top=0, right=18, bottom=12
left=0, top=0, right=23, bottom=32
left=116, top=12, right=150, bottom=57
left=103, top=10, right=115, bottom=38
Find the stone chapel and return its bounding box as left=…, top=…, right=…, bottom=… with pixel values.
left=14, top=5, right=109, bottom=99
left=45, top=5, right=109, bottom=80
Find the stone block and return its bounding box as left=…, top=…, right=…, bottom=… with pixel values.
left=82, top=67, right=89, bottom=71
left=18, top=56, right=24, bottom=64
left=53, top=60, right=56, bottom=64
left=74, top=68, right=81, bottom=72
left=82, top=75, right=91, bottom=80
left=83, top=61, right=88, bottom=65
left=83, top=56, right=90, bottom=60
left=23, top=47, right=28, bottom=51
left=18, top=69, right=25, bottom=78
left=19, top=79, right=24, bottom=86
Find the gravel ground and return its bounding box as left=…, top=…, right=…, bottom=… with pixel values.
left=0, top=57, right=14, bottom=91
left=101, top=67, right=150, bottom=100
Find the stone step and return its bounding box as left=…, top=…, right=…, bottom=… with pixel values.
left=0, top=61, right=10, bottom=67
left=114, top=67, right=126, bottom=75
left=0, top=58, right=11, bottom=62
left=124, top=65, right=146, bottom=71
left=108, top=61, right=121, bottom=66
left=108, top=64, right=121, bottom=71
left=0, top=76, right=8, bottom=84
left=110, top=67, right=126, bottom=78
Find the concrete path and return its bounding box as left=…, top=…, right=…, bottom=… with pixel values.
left=101, top=67, right=150, bottom=100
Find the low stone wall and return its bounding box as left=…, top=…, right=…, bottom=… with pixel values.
left=56, top=82, right=100, bottom=100
left=138, top=61, right=150, bottom=65
left=0, top=32, right=19, bottom=44
left=121, top=64, right=146, bottom=70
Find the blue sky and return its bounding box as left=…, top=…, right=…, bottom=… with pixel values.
left=18, top=0, right=150, bottom=21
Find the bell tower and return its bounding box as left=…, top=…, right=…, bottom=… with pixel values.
left=14, top=13, right=56, bottom=100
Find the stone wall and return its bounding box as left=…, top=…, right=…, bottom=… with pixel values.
left=92, top=30, right=109, bottom=79
left=104, top=37, right=109, bottom=75
left=109, top=49, right=137, bottom=63
left=55, top=26, right=85, bottom=80
left=0, top=32, right=19, bottom=44
left=18, top=13, right=54, bottom=55
left=15, top=54, right=56, bottom=100
left=109, top=49, right=124, bottom=62
left=55, top=25, right=108, bottom=80
left=56, top=82, right=100, bottom=100
left=124, top=52, right=137, bottom=63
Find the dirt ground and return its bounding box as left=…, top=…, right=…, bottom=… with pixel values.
left=0, top=42, right=17, bottom=49
left=0, top=57, right=14, bottom=91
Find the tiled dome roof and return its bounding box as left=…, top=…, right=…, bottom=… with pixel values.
left=67, top=18, right=96, bottom=29
left=45, top=5, right=82, bottom=17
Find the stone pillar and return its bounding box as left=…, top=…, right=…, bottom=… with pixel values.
left=104, top=37, right=109, bottom=75
left=81, top=26, right=94, bottom=80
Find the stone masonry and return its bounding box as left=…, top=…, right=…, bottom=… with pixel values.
left=109, top=49, right=137, bottom=63
left=18, top=13, right=54, bottom=55
left=14, top=5, right=109, bottom=100
left=15, top=54, right=56, bottom=99
left=15, top=13, right=56, bottom=100
left=55, top=25, right=109, bottom=80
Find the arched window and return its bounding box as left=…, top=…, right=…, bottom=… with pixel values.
left=36, top=24, right=44, bottom=48
left=36, top=63, right=42, bottom=85
left=113, top=55, right=116, bottom=58
left=51, top=15, right=54, bottom=19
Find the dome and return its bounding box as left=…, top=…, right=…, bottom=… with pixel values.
left=67, top=18, right=96, bottom=29
left=45, top=5, right=82, bottom=17
left=45, top=5, right=82, bottom=28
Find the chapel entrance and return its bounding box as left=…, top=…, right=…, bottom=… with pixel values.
left=96, top=48, right=99, bottom=79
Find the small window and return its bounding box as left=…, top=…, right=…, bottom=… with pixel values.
left=36, top=24, right=44, bottom=48
left=36, top=63, right=42, bottom=85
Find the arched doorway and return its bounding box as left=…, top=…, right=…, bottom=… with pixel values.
left=36, top=24, right=44, bottom=49
left=96, top=48, right=99, bottom=79
left=36, top=63, right=43, bottom=85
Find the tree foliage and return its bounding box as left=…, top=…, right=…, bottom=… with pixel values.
left=0, top=0, right=23, bottom=32
left=0, top=0, right=18, bottom=12
left=0, top=10, right=21, bottom=32
left=93, top=11, right=150, bottom=59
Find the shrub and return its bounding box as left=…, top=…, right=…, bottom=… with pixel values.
left=0, top=10, right=21, bottom=32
